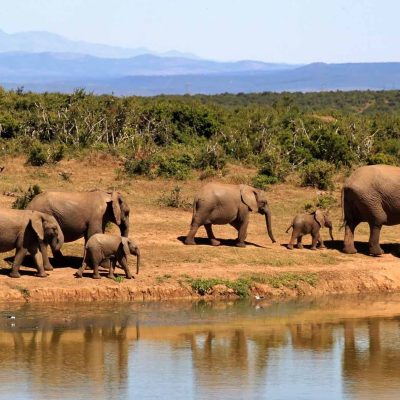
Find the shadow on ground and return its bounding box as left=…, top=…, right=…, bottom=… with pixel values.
left=177, top=236, right=265, bottom=248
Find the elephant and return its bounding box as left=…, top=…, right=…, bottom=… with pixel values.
left=184, top=183, right=276, bottom=247
left=286, top=210, right=334, bottom=250
left=26, top=190, right=130, bottom=265
left=76, top=234, right=140, bottom=279
left=0, top=209, right=64, bottom=278
left=342, top=164, right=400, bottom=256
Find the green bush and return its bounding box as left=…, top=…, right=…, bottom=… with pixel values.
left=366, top=152, right=396, bottom=165
left=196, top=144, right=227, bottom=171
left=304, top=193, right=338, bottom=212
left=158, top=186, right=191, bottom=209
left=157, top=153, right=194, bottom=180
left=300, top=160, right=335, bottom=190
left=252, top=174, right=277, bottom=189
left=12, top=184, right=42, bottom=209
left=124, top=158, right=153, bottom=177
left=27, top=145, right=47, bottom=166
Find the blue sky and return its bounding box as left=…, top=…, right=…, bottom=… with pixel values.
left=0, top=0, right=398, bottom=63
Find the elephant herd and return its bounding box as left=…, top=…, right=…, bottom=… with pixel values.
left=0, top=164, right=398, bottom=278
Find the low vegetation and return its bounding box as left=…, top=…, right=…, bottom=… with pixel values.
left=188, top=272, right=319, bottom=298
left=1, top=88, right=400, bottom=189
left=12, top=184, right=42, bottom=209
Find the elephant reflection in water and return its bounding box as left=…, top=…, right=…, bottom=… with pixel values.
left=342, top=319, right=400, bottom=398
left=288, top=323, right=334, bottom=351
left=184, top=327, right=288, bottom=390
left=0, top=323, right=132, bottom=396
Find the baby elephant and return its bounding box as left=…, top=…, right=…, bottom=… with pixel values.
left=286, top=210, right=334, bottom=250
left=76, top=234, right=140, bottom=279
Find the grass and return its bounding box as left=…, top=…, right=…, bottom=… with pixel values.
left=113, top=276, right=125, bottom=283
left=187, top=272, right=319, bottom=298
left=13, top=285, right=31, bottom=300
left=155, top=274, right=172, bottom=284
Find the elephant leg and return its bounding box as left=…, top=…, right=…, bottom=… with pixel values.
left=185, top=221, right=201, bottom=245
left=93, top=264, right=101, bottom=279
left=287, top=230, right=297, bottom=250
left=343, top=222, right=358, bottom=254
left=10, top=248, right=28, bottom=278
left=40, top=243, right=53, bottom=271
left=236, top=216, right=249, bottom=247
left=310, top=233, right=319, bottom=250
left=31, top=249, right=48, bottom=278
left=204, top=224, right=220, bottom=246
left=296, top=236, right=303, bottom=249
left=120, top=257, right=132, bottom=279
left=317, top=233, right=326, bottom=249
left=107, top=259, right=117, bottom=279
left=368, top=224, right=384, bottom=256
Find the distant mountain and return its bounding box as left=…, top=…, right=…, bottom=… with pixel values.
left=0, top=29, right=197, bottom=59
left=0, top=51, right=297, bottom=79
left=2, top=62, right=399, bottom=96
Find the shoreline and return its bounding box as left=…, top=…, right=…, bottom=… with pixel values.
left=1, top=258, right=400, bottom=303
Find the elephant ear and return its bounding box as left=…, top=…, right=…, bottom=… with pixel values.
left=121, top=237, right=130, bottom=255
left=240, top=185, right=258, bottom=212
left=111, top=192, right=122, bottom=225
left=30, top=214, right=44, bottom=240
left=314, top=210, right=325, bottom=227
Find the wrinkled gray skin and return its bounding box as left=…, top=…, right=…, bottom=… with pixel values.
left=185, top=183, right=276, bottom=247
left=343, top=165, right=400, bottom=256
left=286, top=210, right=334, bottom=250
left=0, top=209, right=64, bottom=278
left=27, top=190, right=130, bottom=267
left=76, top=234, right=140, bottom=279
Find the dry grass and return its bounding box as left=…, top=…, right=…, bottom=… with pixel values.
left=1, top=154, right=400, bottom=289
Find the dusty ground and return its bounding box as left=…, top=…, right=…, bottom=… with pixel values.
left=1, top=153, right=400, bottom=302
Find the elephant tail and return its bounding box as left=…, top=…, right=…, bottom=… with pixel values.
left=285, top=224, right=293, bottom=233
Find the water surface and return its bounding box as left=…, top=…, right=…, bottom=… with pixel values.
left=0, top=295, right=400, bottom=399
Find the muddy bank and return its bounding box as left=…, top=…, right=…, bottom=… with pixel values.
left=1, top=259, right=400, bottom=303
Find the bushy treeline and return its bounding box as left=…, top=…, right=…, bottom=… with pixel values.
left=1, top=87, right=400, bottom=189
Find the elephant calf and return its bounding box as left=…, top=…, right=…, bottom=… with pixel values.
left=0, top=209, right=64, bottom=278
left=76, top=234, right=140, bottom=279
left=286, top=210, right=334, bottom=250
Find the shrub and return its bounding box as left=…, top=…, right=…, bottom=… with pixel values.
left=27, top=145, right=47, bottom=166
left=196, top=144, right=227, bottom=171
left=158, top=186, right=191, bottom=209
left=252, top=174, right=277, bottom=190
left=12, top=184, right=42, bottom=209
left=49, top=144, right=65, bottom=163
left=366, top=152, right=396, bottom=165
left=304, top=193, right=337, bottom=212
left=300, top=160, right=335, bottom=190
left=157, top=153, right=194, bottom=180
left=124, top=158, right=153, bottom=177
left=257, top=149, right=290, bottom=184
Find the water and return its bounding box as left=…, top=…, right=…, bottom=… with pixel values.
left=0, top=295, right=400, bottom=399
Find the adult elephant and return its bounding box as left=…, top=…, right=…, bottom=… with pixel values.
left=185, top=183, right=276, bottom=247
left=342, top=165, right=400, bottom=256
left=27, top=190, right=130, bottom=263
left=0, top=209, right=64, bottom=278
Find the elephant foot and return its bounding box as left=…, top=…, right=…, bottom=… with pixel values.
left=343, top=245, right=357, bottom=254
left=75, top=271, right=83, bottom=278
left=107, top=274, right=115, bottom=279
left=92, top=274, right=101, bottom=279
left=44, top=264, right=54, bottom=272
left=125, top=275, right=133, bottom=279
left=369, top=246, right=384, bottom=257
left=9, top=271, right=21, bottom=279
left=287, top=244, right=294, bottom=250
left=184, top=238, right=196, bottom=245
left=310, top=246, right=318, bottom=251
left=296, top=244, right=303, bottom=249
left=210, top=239, right=221, bottom=246
left=36, top=272, right=48, bottom=278
left=236, top=242, right=246, bottom=248
left=319, top=245, right=326, bottom=249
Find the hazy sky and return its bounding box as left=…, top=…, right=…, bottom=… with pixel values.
left=0, top=0, right=398, bottom=63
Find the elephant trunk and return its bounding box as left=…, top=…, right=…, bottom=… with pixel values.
left=51, top=229, right=64, bottom=252
left=120, top=222, right=129, bottom=238
left=264, top=208, right=276, bottom=243
left=135, top=248, right=141, bottom=274
left=329, top=227, right=334, bottom=241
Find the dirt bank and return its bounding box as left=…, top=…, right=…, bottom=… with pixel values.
left=1, top=156, right=400, bottom=303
